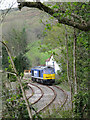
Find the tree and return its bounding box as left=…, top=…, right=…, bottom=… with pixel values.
left=14, top=53, right=31, bottom=75
left=2, top=74, right=30, bottom=119
left=3, top=27, right=28, bottom=57
left=0, top=41, right=33, bottom=119
left=18, top=2, right=90, bottom=31
left=72, top=30, right=89, bottom=118
left=2, top=45, right=9, bottom=69
left=38, top=16, right=89, bottom=117
left=2, top=27, right=31, bottom=74
left=73, top=28, right=77, bottom=94
left=64, top=25, right=73, bottom=110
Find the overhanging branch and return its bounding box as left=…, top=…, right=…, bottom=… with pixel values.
left=18, top=2, right=90, bottom=32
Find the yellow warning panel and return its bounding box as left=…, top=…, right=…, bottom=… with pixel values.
left=43, top=74, right=55, bottom=79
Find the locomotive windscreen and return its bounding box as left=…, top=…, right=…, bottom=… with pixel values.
left=44, top=67, right=55, bottom=74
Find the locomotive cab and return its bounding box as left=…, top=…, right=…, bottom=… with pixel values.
left=43, top=66, right=55, bottom=84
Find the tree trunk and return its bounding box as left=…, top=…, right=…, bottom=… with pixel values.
left=73, top=28, right=77, bottom=94
left=70, top=71, right=73, bottom=110
left=65, top=26, right=73, bottom=110
left=1, top=41, right=33, bottom=119
left=65, top=26, right=70, bottom=83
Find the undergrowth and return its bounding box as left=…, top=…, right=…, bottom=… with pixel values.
left=41, top=105, right=73, bottom=118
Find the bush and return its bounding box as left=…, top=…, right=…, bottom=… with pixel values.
left=73, top=91, right=88, bottom=118
left=41, top=105, right=73, bottom=118
left=55, top=73, right=63, bottom=85
left=9, top=74, right=17, bottom=82
left=2, top=81, right=29, bottom=119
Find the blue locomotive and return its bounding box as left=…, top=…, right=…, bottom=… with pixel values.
left=31, top=66, right=55, bottom=84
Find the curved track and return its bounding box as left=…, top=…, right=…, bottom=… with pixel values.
left=53, top=85, right=68, bottom=108
left=25, top=80, right=68, bottom=114
left=27, top=85, right=34, bottom=99
left=36, top=83, right=57, bottom=113
left=28, top=82, right=44, bottom=105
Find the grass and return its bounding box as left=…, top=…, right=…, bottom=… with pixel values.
left=55, top=76, right=70, bottom=92
left=41, top=104, right=73, bottom=118
left=58, top=82, right=70, bottom=91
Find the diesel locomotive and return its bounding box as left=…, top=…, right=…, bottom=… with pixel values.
left=31, top=66, right=55, bottom=84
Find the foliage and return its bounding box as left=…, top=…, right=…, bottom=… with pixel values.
left=14, top=53, right=31, bottom=75
left=41, top=25, right=65, bottom=50
left=41, top=105, right=73, bottom=118
left=73, top=91, right=88, bottom=118
left=18, top=2, right=90, bottom=31
left=3, top=56, right=17, bottom=82
left=72, top=31, right=89, bottom=118
left=55, top=73, right=62, bottom=85
left=22, top=82, right=29, bottom=90
left=39, top=4, right=89, bottom=117
left=2, top=74, right=29, bottom=119
left=76, top=32, right=89, bottom=90
left=39, top=24, right=73, bottom=83
left=2, top=27, right=31, bottom=75
left=3, top=27, right=28, bottom=57
left=26, top=40, right=50, bottom=67
left=2, top=73, right=42, bottom=119
left=2, top=8, right=46, bottom=56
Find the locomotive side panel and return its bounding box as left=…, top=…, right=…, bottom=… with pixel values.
left=31, top=68, right=43, bottom=82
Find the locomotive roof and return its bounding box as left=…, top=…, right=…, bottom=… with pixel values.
left=31, top=66, right=54, bottom=70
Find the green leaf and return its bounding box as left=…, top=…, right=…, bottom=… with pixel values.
left=52, top=5, right=59, bottom=9
left=53, top=52, right=55, bottom=55
left=82, top=4, right=85, bottom=9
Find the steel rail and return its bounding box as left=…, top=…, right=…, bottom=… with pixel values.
left=36, top=83, right=57, bottom=114
left=28, top=82, right=44, bottom=105
left=23, top=79, right=68, bottom=114
left=53, top=85, right=68, bottom=109
left=23, top=78, right=44, bottom=105
left=27, top=84, right=34, bottom=99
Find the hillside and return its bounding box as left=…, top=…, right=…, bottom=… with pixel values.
left=2, top=7, right=52, bottom=68
left=2, top=7, right=46, bottom=43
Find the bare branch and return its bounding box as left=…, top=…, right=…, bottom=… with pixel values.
left=0, top=0, right=2, bottom=4
left=71, top=13, right=87, bottom=25
left=1, top=2, right=17, bottom=23
left=0, top=40, right=33, bottom=119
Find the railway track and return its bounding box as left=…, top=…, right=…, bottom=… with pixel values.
left=28, top=82, right=44, bottom=105
left=53, top=85, right=68, bottom=108
left=27, top=84, right=34, bottom=99
left=25, top=80, right=68, bottom=115
left=36, top=83, right=57, bottom=113
left=26, top=82, right=57, bottom=114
